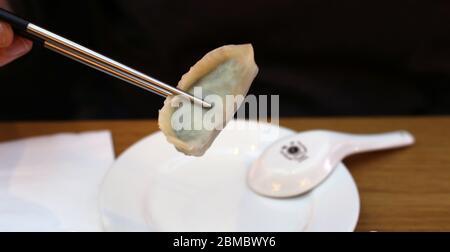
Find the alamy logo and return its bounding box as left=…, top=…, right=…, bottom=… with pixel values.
left=169, top=87, right=280, bottom=132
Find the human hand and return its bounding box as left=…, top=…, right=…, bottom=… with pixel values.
left=0, top=0, right=32, bottom=67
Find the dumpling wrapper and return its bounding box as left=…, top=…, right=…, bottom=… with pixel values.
left=158, top=44, right=259, bottom=156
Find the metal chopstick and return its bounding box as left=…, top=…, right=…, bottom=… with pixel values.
left=44, top=41, right=173, bottom=98
left=0, top=8, right=212, bottom=108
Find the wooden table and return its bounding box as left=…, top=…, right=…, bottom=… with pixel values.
left=1, top=117, right=449, bottom=232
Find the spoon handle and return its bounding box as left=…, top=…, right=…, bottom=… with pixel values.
left=342, top=131, right=415, bottom=155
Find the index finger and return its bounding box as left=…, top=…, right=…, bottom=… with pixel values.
left=0, top=21, right=14, bottom=48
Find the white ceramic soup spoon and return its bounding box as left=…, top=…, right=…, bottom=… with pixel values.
left=247, top=130, right=415, bottom=198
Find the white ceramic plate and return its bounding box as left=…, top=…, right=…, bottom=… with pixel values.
left=99, top=120, right=360, bottom=232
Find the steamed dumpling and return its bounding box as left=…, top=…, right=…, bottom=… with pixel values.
left=158, top=44, right=259, bottom=156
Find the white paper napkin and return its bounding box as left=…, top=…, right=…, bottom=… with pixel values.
left=0, top=131, right=115, bottom=232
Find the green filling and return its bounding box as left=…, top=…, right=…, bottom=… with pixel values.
left=172, top=60, right=242, bottom=143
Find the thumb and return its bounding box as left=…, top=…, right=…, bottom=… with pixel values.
left=0, top=36, right=33, bottom=67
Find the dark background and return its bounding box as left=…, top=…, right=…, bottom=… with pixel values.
left=1, top=0, right=450, bottom=120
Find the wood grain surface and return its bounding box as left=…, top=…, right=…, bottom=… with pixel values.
left=1, top=117, right=449, bottom=231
